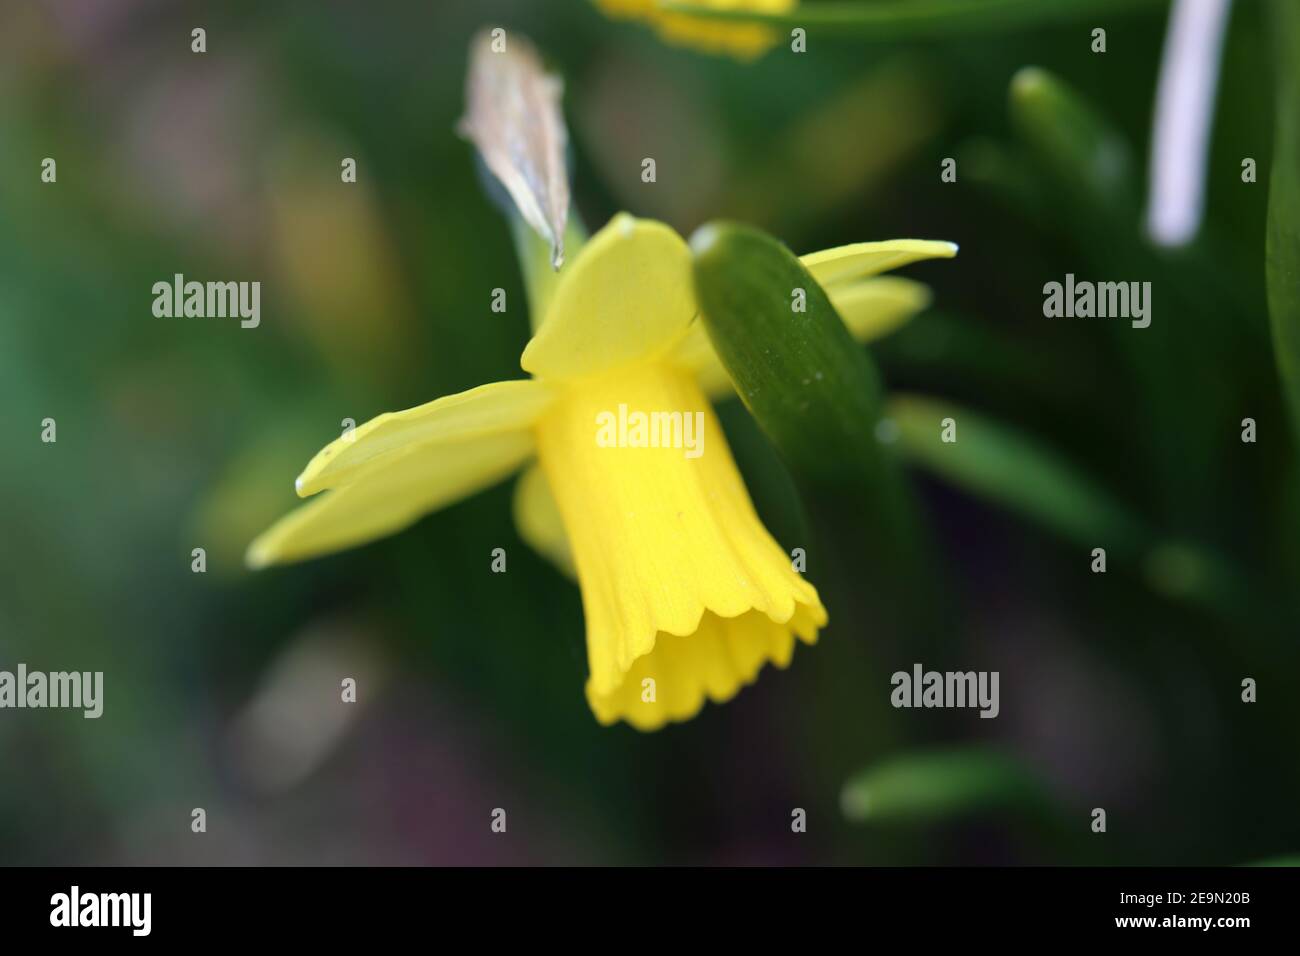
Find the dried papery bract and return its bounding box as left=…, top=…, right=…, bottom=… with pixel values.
left=458, top=29, right=571, bottom=269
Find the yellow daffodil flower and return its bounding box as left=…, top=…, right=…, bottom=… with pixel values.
left=248, top=213, right=955, bottom=729
left=593, top=0, right=797, bottom=60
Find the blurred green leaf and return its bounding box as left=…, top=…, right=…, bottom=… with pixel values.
left=1004, top=67, right=1244, bottom=529
left=888, top=392, right=1147, bottom=554
left=841, top=748, right=1056, bottom=825
left=1267, top=0, right=1300, bottom=439
left=888, top=393, right=1259, bottom=620
left=662, top=0, right=1159, bottom=39
left=1008, top=66, right=1138, bottom=216
left=1141, top=541, right=1238, bottom=610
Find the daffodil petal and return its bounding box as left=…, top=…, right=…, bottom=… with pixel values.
left=588, top=606, right=822, bottom=729
left=248, top=430, right=534, bottom=568
left=520, top=214, right=696, bottom=381
left=827, top=274, right=933, bottom=340
left=799, top=239, right=958, bottom=288
left=295, top=380, right=552, bottom=497
left=535, top=362, right=825, bottom=730
left=512, top=463, right=575, bottom=578
left=673, top=276, right=932, bottom=400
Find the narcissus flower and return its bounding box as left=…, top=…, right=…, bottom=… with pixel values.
left=248, top=213, right=955, bottom=729
left=594, top=0, right=797, bottom=60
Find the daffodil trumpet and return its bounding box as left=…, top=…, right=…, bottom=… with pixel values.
left=247, top=213, right=955, bottom=730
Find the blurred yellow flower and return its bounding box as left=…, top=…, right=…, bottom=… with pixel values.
left=248, top=213, right=954, bottom=729
left=594, top=0, right=797, bottom=60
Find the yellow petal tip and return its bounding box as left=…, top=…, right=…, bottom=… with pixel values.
left=244, top=541, right=273, bottom=571
left=611, top=211, right=635, bottom=236
left=294, top=449, right=335, bottom=497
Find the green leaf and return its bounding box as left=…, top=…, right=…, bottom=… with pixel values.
left=1008, top=66, right=1137, bottom=216
left=690, top=222, right=933, bottom=617
left=690, top=221, right=889, bottom=488
left=887, top=393, right=1147, bottom=554
left=661, top=0, right=1160, bottom=40
left=1267, top=0, right=1300, bottom=439
left=841, top=748, right=1055, bottom=825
